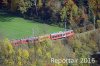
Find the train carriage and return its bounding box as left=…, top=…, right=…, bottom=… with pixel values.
left=50, top=32, right=63, bottom=40
left=65, top=30, right=75, bottom=37
left=50, top=30, right=75, bottom=40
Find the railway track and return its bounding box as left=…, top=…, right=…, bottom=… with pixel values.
left=10, top=28, right=99, bottom=46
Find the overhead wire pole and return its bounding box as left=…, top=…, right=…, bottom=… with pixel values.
left=65, top=20, right=67, bottom=31
left=64, top=5, right=67, bottom=31
left=94, top=15, right=96, bottom=31
left=64, top=17, right=67, bottom=31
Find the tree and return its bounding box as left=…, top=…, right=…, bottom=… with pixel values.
left=37, top=0, right=42, bottom=8
left=0, top=38, right=14, bottom=66
left=17, top=0, right=32, bottom=16
left=60, top=0, right=78, bottom=28
left=88, top=0, right=100, bottom=28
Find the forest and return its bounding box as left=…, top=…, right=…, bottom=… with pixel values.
left=0, top=0, right=100, bottom=29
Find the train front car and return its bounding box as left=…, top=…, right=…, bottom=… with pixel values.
left=65, top=30, right=75, bottom=38
left=50, top=30, right=75, bottom=40
left=50, top=31, right=64, bottom=40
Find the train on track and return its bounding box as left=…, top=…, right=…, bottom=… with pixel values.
left=10, top=30, right=75, bottom=46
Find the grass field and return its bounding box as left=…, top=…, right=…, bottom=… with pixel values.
left=0, top=13, right=63, bottom=39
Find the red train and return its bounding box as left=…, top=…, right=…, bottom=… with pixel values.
left=50, top=30, right=74, bottom=40
left=11, top=30, right=75, bottom=46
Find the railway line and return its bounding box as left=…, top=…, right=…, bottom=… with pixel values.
left=10, top=29, right=99, bottom=47
left=10, top=30, right=75, bottom=46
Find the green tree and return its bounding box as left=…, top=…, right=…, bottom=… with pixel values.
left=60, top=0, right=78, bottom=27
left=17, top=0, right=32, bottom=14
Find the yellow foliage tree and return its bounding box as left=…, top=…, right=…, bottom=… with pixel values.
left=38, top=0, right=43, bottom=8
left=22, top=49, right=29, bottom=60
left=1, top=38, right=15, bottom=66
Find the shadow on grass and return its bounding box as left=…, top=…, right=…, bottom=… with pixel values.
left=0, top=12, right=16, bottom=22
left=0, top=11, right=62, bottom=28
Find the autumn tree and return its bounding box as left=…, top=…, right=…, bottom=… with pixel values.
left=60, top=0, right=78, bottom=28
left=88, top=0, right=100, bottom=28
left=0, top=38, right=14, bottom=66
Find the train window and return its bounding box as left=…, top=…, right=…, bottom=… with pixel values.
left=63, top=34, right=65, bottom=36
left=26, top=40, right=28, bottom=42
left=52, top=36, right=55, bottom=38
left=66, top=32, right=70, bottom=34
left=60, top=34, right=62, bottom=36
left=71, top=31, right=73, bottom=33
left=52, top=35, right=58, bottom=38
left=55, top=35, right=57, bottom=38
left=57, top=35, right=60, bottom=37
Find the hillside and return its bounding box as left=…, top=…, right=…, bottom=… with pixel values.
left=0, top=0, right=100, bottom=66
left=0, top=29, right=100, bottom=66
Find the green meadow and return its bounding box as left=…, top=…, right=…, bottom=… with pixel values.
left=0, top=14, right=63, bottom=39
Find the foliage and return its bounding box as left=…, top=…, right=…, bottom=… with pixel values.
left=17, top=0, right=32, bottom=14
left=0, top=38, right=14, bottom=66
left=0, top=30, right=100, bottom=66
left=1, top=0, right=100, bottom=28
left=37, top=0, right=42, bottom=8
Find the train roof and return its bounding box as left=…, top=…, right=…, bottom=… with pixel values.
left=51, top=30, right=73, bottom=35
